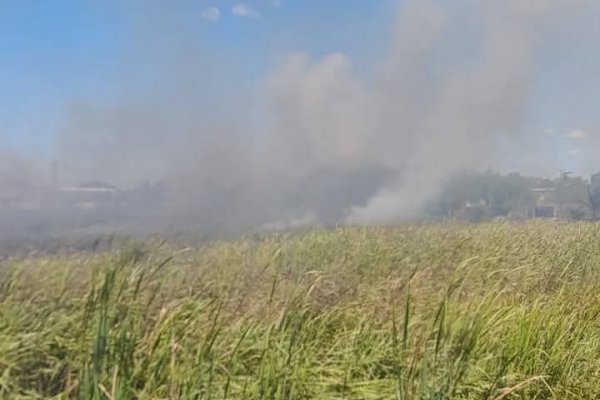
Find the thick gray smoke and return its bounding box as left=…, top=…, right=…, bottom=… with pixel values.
left=347, top=0, right=587, bottom=223
left=41, top=0, right=595, bottom=231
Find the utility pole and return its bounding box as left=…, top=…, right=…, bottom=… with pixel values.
left=52, top=161, right=59, bottom=191
left=50, top=161, right=59, bottom=209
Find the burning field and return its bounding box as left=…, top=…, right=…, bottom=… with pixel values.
left=1, top=222, right=599, bottom=398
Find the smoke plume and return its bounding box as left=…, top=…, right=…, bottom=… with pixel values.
left=9, top=0, right=593, bottom=233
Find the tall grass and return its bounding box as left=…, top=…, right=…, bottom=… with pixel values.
left=1, top=222, right=600, bottom=398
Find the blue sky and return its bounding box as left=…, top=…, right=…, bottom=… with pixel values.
left=1, top=1, right=124, bottom=152
left=0, top=1, right=396, bottom=152
left=2, top=0, right=600, bottom=176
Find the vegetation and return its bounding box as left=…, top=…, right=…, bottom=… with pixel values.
left=429, top=170, right=591, bottom=221
left=1, top=222, right=600, bottom=399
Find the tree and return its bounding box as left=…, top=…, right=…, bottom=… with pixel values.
left=588, top=172, right=600, bottom=220
left=431, top=170, right=535, bottom=220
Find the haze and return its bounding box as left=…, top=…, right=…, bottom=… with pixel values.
left=2, top=0, right=600, bottom=235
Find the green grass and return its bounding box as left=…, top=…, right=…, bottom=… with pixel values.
left=1, top=222, right=600, bottom=399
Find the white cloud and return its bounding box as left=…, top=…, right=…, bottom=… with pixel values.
left=543, top=128, right=556, bottom=136
left=567, top=148, right=582, bottom=157
left=201, top=7, right=220, bottom=22
left=232, top=3, right=260, bottom=18
left=566, top=129, right=588, bottom=139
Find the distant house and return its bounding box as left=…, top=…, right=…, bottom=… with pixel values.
left=59, top=182, right=123, bottom=210
left=530, top=187, right=589, bottom=220
left=531, top=188, right=556, bottom=218
left=453, top=199, right=487, bottom=222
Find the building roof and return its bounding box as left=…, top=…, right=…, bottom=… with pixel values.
left=531, top=187, right=556, bottom=193
left=60, top=186, right=119, bottom=194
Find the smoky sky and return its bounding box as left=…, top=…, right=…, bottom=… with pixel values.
left=11, top=0, right=598, bottom=231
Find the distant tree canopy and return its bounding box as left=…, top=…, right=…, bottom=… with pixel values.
left=428, top=169, right=591, bottom=220
left=428, top=170, right=533, bottom=218
left=588, top=172, right=600, bottom=219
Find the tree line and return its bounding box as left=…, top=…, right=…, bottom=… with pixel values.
left=428, top=170, right=600, bottom=221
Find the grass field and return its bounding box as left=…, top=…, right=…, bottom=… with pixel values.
left=1, top=222, right=600, bottom=399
